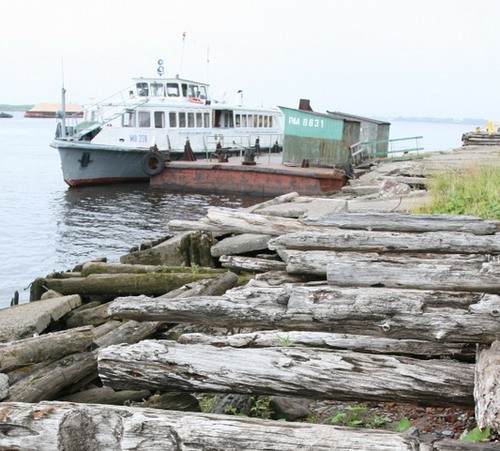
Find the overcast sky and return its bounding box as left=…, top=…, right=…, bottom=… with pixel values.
left=1, top=0, right=497, bottom=119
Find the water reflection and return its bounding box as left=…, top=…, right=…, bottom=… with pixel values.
left=52, top=183, right=260, bottom=267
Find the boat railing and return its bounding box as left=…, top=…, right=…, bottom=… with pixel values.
left=350, top=136, right=424, bottom=165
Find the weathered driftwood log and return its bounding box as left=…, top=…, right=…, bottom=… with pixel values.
left=178, top=330, right=475, bottom=360
left=325, top=255, right=500, bottom=293
left=108, top=283, right=500, bottom=343
left=219, top=255, right=287, bottom=272
left=204, top=208, right=326, bottom=236
left=268, top=230, right=500, bottom=254
left=59, top=386, right=150, bottom=405
left=300, top=211, right=499, bottom=235
left=278, top=249, right=500, bottom=293
left=92, top=320, right=164, bottom=349
left=43, top=272, right=225, bottom=297
left=80, top=262, right=223, bottom=277
left=98, top=340, right=474, bottom=407
left=8, top=351, right=97, bottom=402
left=475, top=340, right=500, bottom=432
left=0, top=326, right=95, bottom=372
left=0, top=401, right=421, bottom=450
left=246, top=191, right=299, bottom=213
left=66, top=301, right=115, bottom=328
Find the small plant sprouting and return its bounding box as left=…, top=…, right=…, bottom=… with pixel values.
left=459, top=426, right=491, bottom=442
left=277, top=334, right=295, bottom=347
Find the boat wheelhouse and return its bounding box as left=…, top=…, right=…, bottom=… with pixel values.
left=51, top=76, right=283, bottom=186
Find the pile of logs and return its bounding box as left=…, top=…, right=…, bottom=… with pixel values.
left=0, top=192, right=499, bottom=450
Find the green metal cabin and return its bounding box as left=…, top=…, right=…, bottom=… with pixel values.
left=279, top=105, right=360, bottom=167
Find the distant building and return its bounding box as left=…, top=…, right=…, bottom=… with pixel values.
left=25, top=103, right=83, bottom=118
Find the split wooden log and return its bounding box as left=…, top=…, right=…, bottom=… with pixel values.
left=8, top=351, right=97, bottom=403
left=108, top=283, right=500, bottom=343
left=0, top=326, right=95, bottom=372
left=178, top=330, right=475, bottom=360
left=475, top=340, right=500, bottom=432
left=43, top=272, right=224, bottom=297
left=219, top=255, right=287, bottom=272
left=0, top=401, right=421, bottom=451
left=268, top=230, right=500, bottom=254
left=98, top=340, right=474, bottom=407
left=300, top=211, right=500, bottom=235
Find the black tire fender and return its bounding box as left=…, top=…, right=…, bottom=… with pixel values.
left=141, top=152, right=165, bottom=176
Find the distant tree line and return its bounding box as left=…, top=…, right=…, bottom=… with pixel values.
left=0, top=104, right=34, bottom=111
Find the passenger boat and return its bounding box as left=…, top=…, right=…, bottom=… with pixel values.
left=51, top=76, right=284, bottom=186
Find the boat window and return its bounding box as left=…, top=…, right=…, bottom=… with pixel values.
left=167, top=83, right=179, bottom=97
left=179, top=112, right=186, bottom=128
left=196, top=112, right=202, bottom=127
left=169, top=112, right=177, bottom=127
left=188, top=84, right=198, bottom=97
left=181, top=83, right=188, bottom=97
left=235, top=114, right=241, bottom=127
left=151, top=83, right=165, bottom=97
left=253, top=115, right=258, bottom=128
left=154, top=111, right=165, bottom=128
left=122, top=111, right=135, bottom=127
left=264, top=116, right=268, bottom=127
left=198, top=86, right=207, bottom=99
left=242, top=115, right=247, bottom=127
left=188, top=112, right=195, bottom=127
left=269, top=116, right=273, bottom=127
left=224, top=112, right=233, bottom=128
left=136, top=83, right=149, bottom=97
left=138, top=111, right=150, bottom=127
left=258, top=115, right=263, bottom=127
left=203, top=112, right=210, bottom=128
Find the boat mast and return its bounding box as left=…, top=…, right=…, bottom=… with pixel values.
left=60, top=58, right=67, bottom=138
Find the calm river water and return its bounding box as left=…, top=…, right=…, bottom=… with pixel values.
left=0, top=112, right=473, bottom=307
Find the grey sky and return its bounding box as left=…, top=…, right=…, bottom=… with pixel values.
left=1, top=0, right=497, bottom=119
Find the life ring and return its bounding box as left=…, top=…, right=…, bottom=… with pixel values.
left=141, top=152, right=165, bottom=176
left=188, top=97, right=203, bottom=104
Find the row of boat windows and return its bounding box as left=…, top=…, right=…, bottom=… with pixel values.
left=136, top=82, right=208, bottom=99
left=122, top=111, right=275, bottom=129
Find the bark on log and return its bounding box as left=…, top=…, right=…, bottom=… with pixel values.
left=98, top=340, right=474, bottom=407
left=475, top=340, right=500, bottom=432
left=0, top=326, right=95, bottom=371
left=268, top=230, right=500, bottom=254
left=108, top=283, right=500, bottom=343
left=0, top=401, right=421, bottom=450
left=43, top=272, right=224, bottom=297
left=300, top=212, right=499, bottom=235
left=178, top=330, right=475, bottom=360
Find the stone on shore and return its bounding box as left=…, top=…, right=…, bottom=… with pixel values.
left=0, top=295, right=81, bottom=342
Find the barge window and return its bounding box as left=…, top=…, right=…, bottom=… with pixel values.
left=138, top=111, right=150, bottom=127
left=169, top=112, right=177, bottom=127
left=122, top=111, right=135, bottom=127
left=188, top=112, right=195, bottom=128
left=235, top=114, right=241, bottom=127
left=151, top=83, right=165, bottom=97
left=154, top=111, right=165, bottom=128
left=136, top=83, right=149, bottom=97
left=167, top=83, right=179, bottom=97
left=179, top=112, right=186, bottom=128
left=203, top=112, right=210, bottom=128
left=196, top=112, right=202, bottom=127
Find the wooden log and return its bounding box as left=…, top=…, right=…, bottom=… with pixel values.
left=80, top=262, right=223, bottom=276
left=279, top=249, right=490, bottom=276
left=325, top=254, right=500, bottom=293
left=205, top=208, right=327, bottom=236
left=98, top=340, right=474, bottom=407
left=219, top=255, right=287, bottom=272
left=268, top=230, right=500, bottom=254
left=0, top=401, right=421, bottom=450
left=108, top=284, right=500, bottom=343
left=8, top=351, right=97, bottom=402
left=300, top=212, right=500, bottom=235
left=59, top=386, right=150, bottom=405
left=92, top=320, right=164, bottom=349
left=66, top=301, right=115, bottom=328
left=0, top=326, right=95, bottom=372
left=475, top=340, right=500, bottom=432
left=43, top=272, right=224, bottom=297
left=178, top=330, right=475, bottom=360
left=246, top=191, right=299, bottom=213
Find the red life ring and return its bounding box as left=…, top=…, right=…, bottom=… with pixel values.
left=188, top=97, right=203, bottom=104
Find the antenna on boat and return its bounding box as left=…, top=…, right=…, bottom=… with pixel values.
left=179, top=31, right=186, bottom=76
left=60, top=58, right=67, bottom=138
left=206, top=45, right=210, bottom=82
